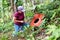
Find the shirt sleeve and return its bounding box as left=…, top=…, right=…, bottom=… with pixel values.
left=13, top=12, right=17, bottom=17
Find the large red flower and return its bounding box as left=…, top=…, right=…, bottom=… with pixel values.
left=30, top=13, right=44, bottom=27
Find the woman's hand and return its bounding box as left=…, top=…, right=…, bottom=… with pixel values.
left=20, top=21, right=24, bottom=23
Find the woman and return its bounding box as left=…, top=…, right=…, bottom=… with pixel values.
left=13, top=6, right=29, bottom=36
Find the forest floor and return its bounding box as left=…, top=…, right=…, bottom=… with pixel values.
left=0, top=29, right=49, bottom=40
left=3, top=29, right=49, bottom=40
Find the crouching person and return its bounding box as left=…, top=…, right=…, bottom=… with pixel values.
left=12, top=6, right=29, bottom=37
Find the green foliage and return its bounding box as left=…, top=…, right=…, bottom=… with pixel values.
left=16, top=0, right=23, bottom=6
left=35, top=0, right=60, bottom=20
left=2, top=0, right=9, bottom=8
left=46, top=25, right=60, bottom=40
left=1, top=34, right=9, bottom=40
left=34, top=0, right=60, bottom=40
left=17, top=26, right=35, bottom=40
left=0, top=0, right=60, bottom=40
left=25, top=11, right=34, bottom=19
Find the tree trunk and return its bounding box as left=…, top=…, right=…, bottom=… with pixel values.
left=14, top=0, right=17, bottom=12
left=11, top=0, right=15, bottom=13
left=31, top=0, right=34, bottom=7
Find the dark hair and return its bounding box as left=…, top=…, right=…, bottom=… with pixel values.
left=16, top=9, right=18, bottom=12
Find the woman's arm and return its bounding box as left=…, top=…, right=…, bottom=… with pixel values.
left=13, top=17, right=24, bottom=23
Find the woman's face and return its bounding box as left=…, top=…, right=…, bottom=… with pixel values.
left=18, top=10, right=22, bottom=13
